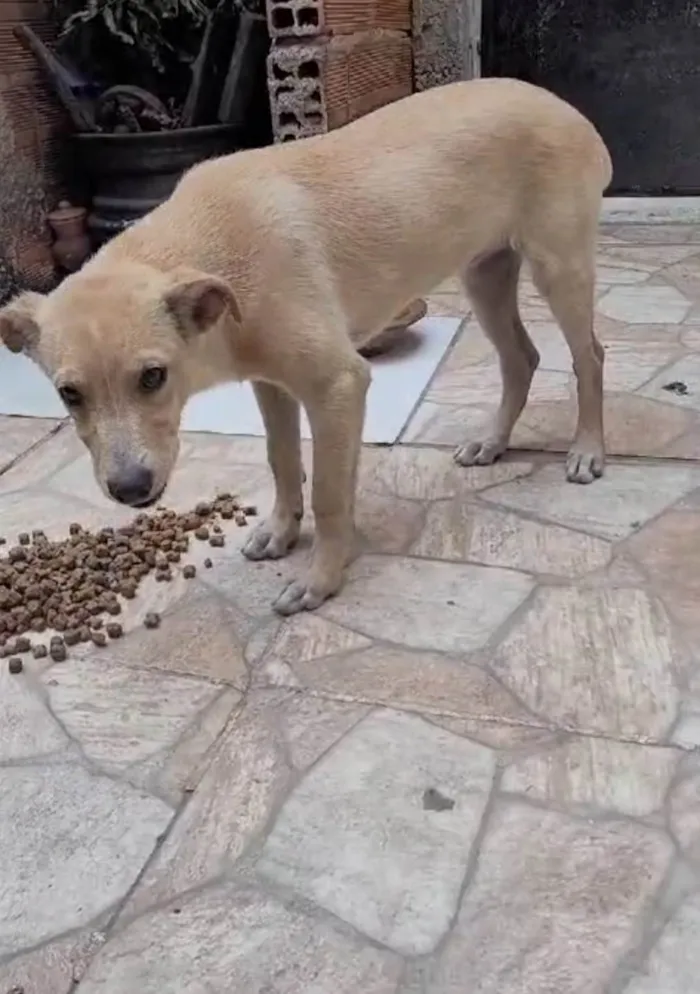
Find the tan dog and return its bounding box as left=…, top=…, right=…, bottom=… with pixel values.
left=0, top=78, right=611, bottom=615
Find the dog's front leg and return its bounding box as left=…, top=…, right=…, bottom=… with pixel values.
left=272, top=355, right=370, bottom=615
left=243, top=381, right=305, bottom=561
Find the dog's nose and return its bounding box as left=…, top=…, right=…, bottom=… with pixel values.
left=106, top=466, right=154, bottom=506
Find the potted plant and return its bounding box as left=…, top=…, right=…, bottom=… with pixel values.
left=18, top=0, right=271, bottom=246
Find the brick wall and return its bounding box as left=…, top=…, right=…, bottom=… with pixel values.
left=266, top=0, right=413, bottom=142
left=0, top=0, right=64, bottom=289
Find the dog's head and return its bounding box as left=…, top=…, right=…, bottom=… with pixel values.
left=0, top=260, right=240, bottom=508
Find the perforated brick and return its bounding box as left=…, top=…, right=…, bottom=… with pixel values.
left=267, top=41, right=329, bottom=141
left=267, top=0, right=325, bottom=39
left=266, top=0, right=411, bottom=40
left=267, top=30, right=412, bottom=142
left=323, top=29, right=412, bottom=130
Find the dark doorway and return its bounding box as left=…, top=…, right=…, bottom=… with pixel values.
left=481, top=0, right=700, bottom=194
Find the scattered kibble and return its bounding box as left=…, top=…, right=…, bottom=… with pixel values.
left=8, top=656, right=23, bottom=674
left=0, top=493, right=251, bottom=660
left=144, top=612, right=161, bottom=630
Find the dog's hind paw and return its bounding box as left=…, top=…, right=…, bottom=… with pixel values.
left=566, top=447, right=604, bottom=484
left=273, top=578, right=331, bottom=615
left=453, top=438, right=507, bottom=467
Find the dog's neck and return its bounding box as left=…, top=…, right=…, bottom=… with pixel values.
left=181, top=317, right=250, bottom=397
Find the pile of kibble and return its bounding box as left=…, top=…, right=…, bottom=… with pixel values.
left=0, top=493, right=255, bottom=671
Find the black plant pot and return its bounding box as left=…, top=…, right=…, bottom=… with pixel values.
left=74, top=123, right=243, bottom=246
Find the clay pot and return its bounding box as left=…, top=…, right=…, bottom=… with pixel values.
left=74, top=124, right=242, bottom=246
left=47, top=200, right=91, bottom=273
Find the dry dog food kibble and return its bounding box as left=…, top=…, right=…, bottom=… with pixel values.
left=0, top=494, right=251, bottom=661
left=8, top=656, right=23, bottom=674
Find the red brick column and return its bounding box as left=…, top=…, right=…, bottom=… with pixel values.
left=265, top=0, right=413, bottom=142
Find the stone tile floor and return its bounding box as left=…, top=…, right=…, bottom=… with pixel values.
left=2, top=224, right=700, bottom=993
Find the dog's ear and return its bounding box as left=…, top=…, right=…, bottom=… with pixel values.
left=163, top=269, right=241, bottom=338
left=0, top=291, right=43, bottom=355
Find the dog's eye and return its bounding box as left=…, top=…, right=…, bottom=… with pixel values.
left=139, top=366, right=168, bottom=393
left=58, top=385, right=84, bottom=409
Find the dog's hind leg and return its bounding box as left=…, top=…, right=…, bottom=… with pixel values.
left=529, top=245, right=604, bottom=484
left=454, top=246, right=540, bottom=467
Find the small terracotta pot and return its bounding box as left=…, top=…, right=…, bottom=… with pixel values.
left=47, top=200, right=91, bottom=273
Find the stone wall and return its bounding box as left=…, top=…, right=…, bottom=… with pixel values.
left=266, top=0, right=413, bottom=142
left=0, top=0, right=64, bottom=295
left=412, top=0, right=481, bottom=90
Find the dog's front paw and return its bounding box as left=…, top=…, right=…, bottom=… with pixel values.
left=272, top=577, right=334, bottom=615
left=566, top=446, right=604, bottom=485
left=454, top=438, right=507, bottom=467
left=242, top=515, right=300, bottom=561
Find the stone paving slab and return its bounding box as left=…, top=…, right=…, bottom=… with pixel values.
left=2, top=227, right=700, bottom=992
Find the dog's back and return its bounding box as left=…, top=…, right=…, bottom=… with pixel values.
left=103, top=78, right=610, bottom=336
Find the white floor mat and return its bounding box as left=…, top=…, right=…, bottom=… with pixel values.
left=0, top=316, right=460, bottom=445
